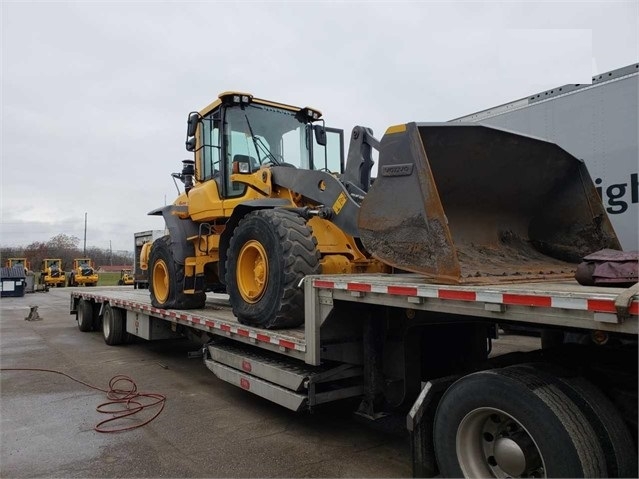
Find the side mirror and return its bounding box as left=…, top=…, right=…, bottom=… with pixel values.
left=314, top=125, right=327, bottom=146
left=185, top=136, right=196, bottom=152
left=187, top=112, right=200, bottom=137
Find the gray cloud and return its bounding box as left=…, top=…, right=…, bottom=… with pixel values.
left=2, top=1, right=637, bottom=250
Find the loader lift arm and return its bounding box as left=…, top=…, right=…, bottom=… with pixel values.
left=341, top=126, right=379, bottom=196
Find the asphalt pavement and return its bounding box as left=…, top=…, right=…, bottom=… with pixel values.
left=1, top=288, right=412, bottom=478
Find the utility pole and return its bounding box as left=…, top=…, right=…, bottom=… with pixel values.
left=109, top=240, right=113, bottom=266
left=83, top=212, right=87, bottom=256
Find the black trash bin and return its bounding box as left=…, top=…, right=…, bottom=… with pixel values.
left=1, top=265, right=26, bottom=298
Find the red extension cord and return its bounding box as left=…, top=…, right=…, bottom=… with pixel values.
left=0, top=367, right=166, bottom=433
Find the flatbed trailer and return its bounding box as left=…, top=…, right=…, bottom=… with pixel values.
left=70, top=275, right=638, bottom=477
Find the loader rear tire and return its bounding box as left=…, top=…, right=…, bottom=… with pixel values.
left=149, top=235, right=206, bottom=310
left=225, top=209, right=320, bottom=329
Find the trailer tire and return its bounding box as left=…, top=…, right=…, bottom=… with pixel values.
left=225, top=209, right=320, bottom=329
left=102, top=303, right=125, bottom=345
left=516, top=363, right=637, bottom=478
left=77, top=299, right=94, bottom=332
left=433, top=365, right=607, bottom=478
left=149, top=235, right=206, bottom=310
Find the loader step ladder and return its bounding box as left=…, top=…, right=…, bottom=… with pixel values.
left=205, top=341, right=364, bottom=411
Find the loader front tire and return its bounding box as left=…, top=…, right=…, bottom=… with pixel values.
left=149, top=235, right=206, bottom=310
left=225, top=209, right=320, bottom=329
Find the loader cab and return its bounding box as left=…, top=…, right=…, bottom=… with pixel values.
left=188, top=92, right=344, bottom=200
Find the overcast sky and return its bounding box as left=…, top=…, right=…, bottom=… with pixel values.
left=2, top=1, right=637, bottom=252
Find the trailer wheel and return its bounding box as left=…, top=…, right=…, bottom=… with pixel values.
left=225, top=209, right=320, bottom=329
left=102, top=303, right=125, bottom=345
left=433, top=365, right=607, bottom=478
left=149, top=235, right=206, bottom=309
left=517, top=363, right=637, bottom=478
left=77, top=299, right=94, bottom=332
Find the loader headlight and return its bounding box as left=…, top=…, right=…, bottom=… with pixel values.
left=232, top=160, right=251, bottom=174
left=232, top=94, right=251, bottom=104
left=300, top=106, right=322, bottom=121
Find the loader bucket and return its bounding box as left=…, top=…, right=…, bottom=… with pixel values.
left=358, top=123, right=621, bottom=284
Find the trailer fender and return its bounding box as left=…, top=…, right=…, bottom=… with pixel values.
left=407, top=376, right=459, bottom=478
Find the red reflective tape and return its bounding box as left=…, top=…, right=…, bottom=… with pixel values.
left=221, top=324, right=231, bottom=332
left=347, top=283, right=372, bottom=292
left=388, top=285, right=418, bottom=296
left=279, top=339, right=295, bottom=350
left=204, top=320, right=215, bottom=328
left=630, top=302, right=639, bottom=316
left=256, top=334, right=271, bottom=343
left=504, top=294, right=551, bottom=307
left=179, top=314, right=188, bottom=320
left=438, top=290, right=476, bottom=301
left=587, top=299, right=616, bottom=313
left=168, top=311, right=177, bottom=318
left=242, top=360, right=252, bottom=373
left=240, top=378, right=250, bottom=390
left=237, top=329, right=249, bottom=337
left=314, top=280, right=335, bottom=289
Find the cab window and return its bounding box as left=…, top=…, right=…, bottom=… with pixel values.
left=200, top=115, right=221, bottom=181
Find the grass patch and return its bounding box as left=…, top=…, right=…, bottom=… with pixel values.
left=96, top=271, right=125, bottom=286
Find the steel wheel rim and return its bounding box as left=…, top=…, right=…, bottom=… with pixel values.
left=237, top=240, right=268, bottom=303
left=153, top=259, right=170, bottom=303
left=456, top=407, right=546, bottom=478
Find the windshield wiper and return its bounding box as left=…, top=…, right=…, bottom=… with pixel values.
left=244, top=114, right=280, bottom=165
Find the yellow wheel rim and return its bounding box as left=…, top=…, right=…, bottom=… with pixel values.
left=152, top=259, right=170, bottom=303
left=237, top=240, right=269, bottom=303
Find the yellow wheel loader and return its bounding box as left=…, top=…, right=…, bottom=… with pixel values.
left=67, top=258, right=98, bottom=287
left=5, top=258, right=31, bottom=274
left=145, top=92, right=619, bottom=329
left=118, top=269, right=134, bottom=286
left=40, top=259, right=65, bottom=288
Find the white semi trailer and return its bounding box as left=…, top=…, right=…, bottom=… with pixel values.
left=452, top=62, right=639, bottom=251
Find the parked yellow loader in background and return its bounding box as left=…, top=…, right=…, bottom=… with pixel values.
left=67, top=258, right=98, bottom=287
left=118, top=269, right=134, bottom=286
left=5, top=258, right=31, bottom=274
left=40, top=259, right=65, bottom=288
left=145, top=91, right=620, bottom=329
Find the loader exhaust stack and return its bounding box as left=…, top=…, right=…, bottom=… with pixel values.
left=358, top=123, right=621, bottom=284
